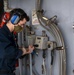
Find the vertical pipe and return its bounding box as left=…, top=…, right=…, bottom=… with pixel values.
left=4, top=0, right=12, bottom=12
left=18, top=33, right=23, bottom=75
left=27, top=38, right=33, bottom=75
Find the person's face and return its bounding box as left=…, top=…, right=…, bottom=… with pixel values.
left=18, top=18, right=27, bottom=27
left=13, top=18, right=27, bottom=33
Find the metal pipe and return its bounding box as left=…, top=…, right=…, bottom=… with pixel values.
left=4, top=0, right=12, bottom=12
left=18, top=32, right=23, bottom=75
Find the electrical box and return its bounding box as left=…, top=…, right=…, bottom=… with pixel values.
left=32, top=10, right=40, bottom=25
left=25, top=35, right=36, bottom=47
left=35, top=36, right=48, bottom=50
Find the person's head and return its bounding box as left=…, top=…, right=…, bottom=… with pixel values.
left=9, top=8, right=29, bottom=24
left=6, top=8, right=29, bottom=33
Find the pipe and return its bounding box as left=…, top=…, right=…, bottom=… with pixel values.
left=4, top=0, right=12, bottom=12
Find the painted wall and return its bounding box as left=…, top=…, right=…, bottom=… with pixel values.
left=8, top=0, right=74, bottom=75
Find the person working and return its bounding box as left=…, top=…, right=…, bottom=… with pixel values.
left=0, top=8, right=34, bottom=75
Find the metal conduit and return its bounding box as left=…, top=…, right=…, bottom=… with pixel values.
left=35, top=0, right=66, bottom=75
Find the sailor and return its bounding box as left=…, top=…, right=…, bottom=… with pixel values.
left=0, top=8, right=34, bottom=75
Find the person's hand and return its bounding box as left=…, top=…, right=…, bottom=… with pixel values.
left=27, top=45, right=34, bottom=53
left=21, top=45, right=34, bottom=55
left=21, top=47, right=26, bottom=55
